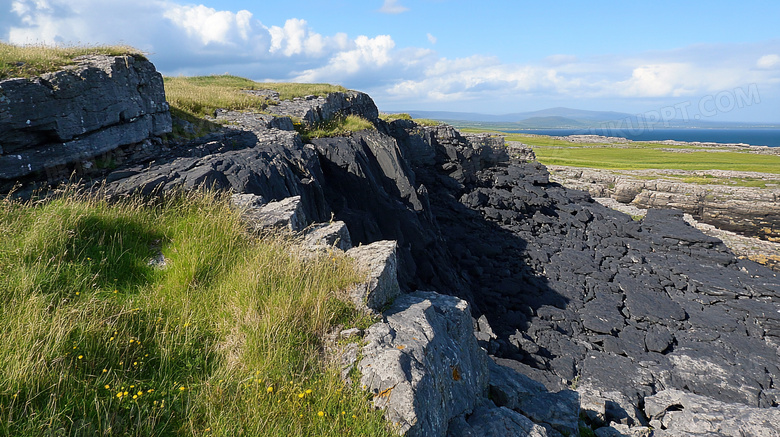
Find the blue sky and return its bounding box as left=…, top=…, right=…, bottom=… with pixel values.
left=2, top=0, right=780, bottom=122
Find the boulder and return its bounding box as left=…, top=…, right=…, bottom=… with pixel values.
left=266, top=90, right=379, bottom=126
left=360, top=291, right=489, bottom=437
left=243, top=196, right=309, bottom=232
left=303, top=221, right=353, bottom=251
left=346, top=240, right=400, bottom=313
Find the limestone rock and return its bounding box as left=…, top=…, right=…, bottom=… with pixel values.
left=645, top=388, right=780, bottom=436
left=242, top=196, right=309, bottom=232
left=488, top=360, right=580, bottom=435
left=0, top=55, right=171, bottom=185
left=266, top=90, right=379, bottom=127
left=346, top=240, right=400, bottom=313
left=360, top=291, right=489, bottom=437
left=448, top=405, right=550, bottom=437
left=547, top=165, right=780, bottom=241
left=303, top=221, right=352, bottom=251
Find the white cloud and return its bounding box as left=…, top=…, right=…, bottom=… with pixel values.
left=163, top=5, right=257, bottom=46
left=616, top=63, right=694, bottom=97
left=1, top=1, right=777, bottom=118
left=378, top=0, right=408, bottom=14
left=757, top=54, right=780, bottom=69
left=293, top=34, right=397, bottom=81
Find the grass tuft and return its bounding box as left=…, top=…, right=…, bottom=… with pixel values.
left=298, top=115, right=376, bottom=141
left=0, top=187, right=391, bottom=436
left=0, top=42, right=144, bottom=80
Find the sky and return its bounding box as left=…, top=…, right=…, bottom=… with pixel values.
left=2, top=0, right=780, bottom=123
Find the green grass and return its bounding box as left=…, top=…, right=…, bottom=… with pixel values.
left=468, top=131, right=780, bottom=174
left=299, top=115, right=376, bottom=141
left=0, top=188, right=391, bottom=436
left=163, top=75, right=347, bottom=119
left=0, top=42, right=144, bottom=80
left=379, top=113, right=440, bottom=126
left=379, top=113, right=413, bottom=122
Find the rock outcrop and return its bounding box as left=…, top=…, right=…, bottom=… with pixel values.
left=548, top=166, right=780, bottom=242
left=4, top=64, right=780, bottom=436
left=360, top=291, right=489, bottom=436
left=0, top=54, right=171, bottom=190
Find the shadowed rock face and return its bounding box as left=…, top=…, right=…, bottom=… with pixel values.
left=0, top=55, right=171, bottom=189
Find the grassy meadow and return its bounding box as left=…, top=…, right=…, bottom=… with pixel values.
left=469, top=130, right=780, bottom=175
left=0, top=188, right=391, bottom=436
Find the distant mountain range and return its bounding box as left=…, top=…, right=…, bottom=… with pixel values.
left=401, top=107, right=779, bottom=130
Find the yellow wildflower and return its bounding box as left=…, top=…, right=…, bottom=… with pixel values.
left=266, top=386, right=274, bottom=393
left=105, top=385, right=110, bottom=389
left=317, top=411, right=324, bottom=417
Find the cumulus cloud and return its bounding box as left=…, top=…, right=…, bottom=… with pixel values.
left=2, top=1, right=362, bottom=77
left=757, top=54, right=780, bottom=69
left=1, top=1, right=777, bottom=117
left=378, top=0, right=409, bottom=14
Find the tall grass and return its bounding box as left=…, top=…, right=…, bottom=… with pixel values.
left=0, top=42, right=143, bottom=80
left=0, top=188, right=390, bottom=436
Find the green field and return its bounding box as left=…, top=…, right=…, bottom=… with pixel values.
left=0, top=189, right=390, bottom=436
left=465, top=130, right=780, bottom=174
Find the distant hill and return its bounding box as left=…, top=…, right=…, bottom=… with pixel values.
left=399, top=107, right=777, bottom=129
left=512, top=116, right=588, bottom=129
left=404, top=107, right=633, bottom=125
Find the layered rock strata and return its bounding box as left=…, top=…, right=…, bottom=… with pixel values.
left=547, top=165, right=780, bottom=242
left=0, top=55, right=171, bottom=190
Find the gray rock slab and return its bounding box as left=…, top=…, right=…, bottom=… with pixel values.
left=645, top=388, right=780, bottom=436
left=303, top=221, right=352, bottom=251
left=346, top=240, right=400, bottom=313
left=360, top=291, right=489, bottom=437
left=243, top=195, right=308, bottom=232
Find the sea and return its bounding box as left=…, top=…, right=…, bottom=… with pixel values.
left=505, top=128, right=780, bottom=148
